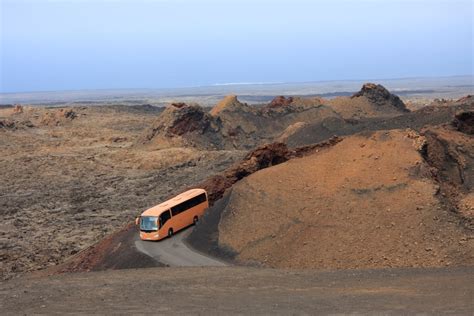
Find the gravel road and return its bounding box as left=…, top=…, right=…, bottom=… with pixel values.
left=134, top=227, right=226, bottom=267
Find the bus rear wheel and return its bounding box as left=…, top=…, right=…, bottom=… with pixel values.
left=193, top=216, right=199, bottom=225
left=168, top=228, right=173, bottom=238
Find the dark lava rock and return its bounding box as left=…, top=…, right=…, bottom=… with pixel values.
left=269, top=96, right=294, bottom=108
left=170, top=102, right=188, bottom=109
left=352, top=83, right=409, bottom=112
left=166, top=105, right=212, bottom=136
left=0, top=119, right=34, bottom=130
left=452, top=111, right=474, bottom=135
left=454, top=95, right=474, bottom=106
left=62, top=109, right=77, bottom=120
left=0, top=119, right=16, bottom=129
left=141, top=103, right=218, bottom=143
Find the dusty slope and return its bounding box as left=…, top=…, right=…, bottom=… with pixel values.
left=216, top=130, right=474, bottom=269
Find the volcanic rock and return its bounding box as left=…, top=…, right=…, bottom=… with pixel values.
left=452, top=111, right=474, bottom=135
left=12, top=104, right=24, bottom=114
left=352, top=83, right=408, bottom=112
left=264, top=96, right=325, bottom=114
left=0, top=119, right=16, bottom=129
left=422, top=121, right=474, bottom=227
left=208, top=95, right=262, bottom=142
left=170, top=102, right=187, bottom=109
left=139, top=103, right=224, bottom=148
left=454, top=95, right=474, bottom=105
left=287, top=101, right=474, bottom=148
left=40, top=108, right=77, bottom=126
left=210, top=95, right=250, bottom=116
left=143, top=104, right=210, bottom=137
left=0, top=118, right=34, bottom=130
left=328, top=83, right=409, bottom=119
left=269, top=96, right=295, bottom=108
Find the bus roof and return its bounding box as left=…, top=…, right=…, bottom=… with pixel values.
left=141, top=188, right=207, bottom=217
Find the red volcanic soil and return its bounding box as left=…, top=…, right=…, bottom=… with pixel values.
left=213, top=130, right=473, bottom=270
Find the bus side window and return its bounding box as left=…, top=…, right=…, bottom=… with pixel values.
left=159, top=210, right=171, bottom=228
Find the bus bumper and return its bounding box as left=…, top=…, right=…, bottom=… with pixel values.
left=140, top=231, right=161, bottom=241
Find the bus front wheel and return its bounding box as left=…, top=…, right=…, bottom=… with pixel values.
left=193, top=216, right=199, bottom=225
left=168, top=228, right=173, bottom=238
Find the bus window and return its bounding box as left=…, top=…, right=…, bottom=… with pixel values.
left=171, top=193, right=207, bottom=216
left=159, top=210, right=171, bottom=228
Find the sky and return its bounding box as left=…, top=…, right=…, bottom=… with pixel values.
left=0, top=0, right=472, bottom=93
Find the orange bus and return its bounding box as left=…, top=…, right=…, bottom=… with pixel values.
left=136, top=188, right=209, bottom=241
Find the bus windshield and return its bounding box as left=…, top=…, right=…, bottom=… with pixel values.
left=140, top=216, right=158, bottom=231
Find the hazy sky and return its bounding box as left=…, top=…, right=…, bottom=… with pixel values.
left=1, top=0, right=472, bottom=93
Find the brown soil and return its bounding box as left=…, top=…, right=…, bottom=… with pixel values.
left=2, top=266, right=473, bottom=314
left=215, top=130, right=473, bottom=269
left=195, top=138, right=342, bottom=204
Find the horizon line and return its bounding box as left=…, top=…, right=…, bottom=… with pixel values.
left=0, top=74, right=472, bottom=95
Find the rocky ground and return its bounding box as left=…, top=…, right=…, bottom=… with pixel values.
left=1, top=84, right=473, bottom=281
left=0, top=105, right=245, bottom=280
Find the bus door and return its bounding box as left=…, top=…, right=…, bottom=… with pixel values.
left=159, top=210, right=172, bottom=231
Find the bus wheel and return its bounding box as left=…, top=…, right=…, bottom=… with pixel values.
left=193, top=216, right=198, bottom=225
left=168, top=228, right=173, bottom=237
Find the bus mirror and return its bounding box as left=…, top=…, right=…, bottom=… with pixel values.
left=135, top=217, right=139, bottom=226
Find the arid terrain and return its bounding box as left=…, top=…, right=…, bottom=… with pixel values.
left=1, top=82, right=473, bottom=313
left=0, top=104, right=245, bottom=279
left=214, top=130, right=473, bottom=269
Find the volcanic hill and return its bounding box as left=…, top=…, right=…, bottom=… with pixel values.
left=327, top=83, right=409, bottom=119
left=139, top=95, right=340, bottom=149
left=191, top=128, right=474, bottom=270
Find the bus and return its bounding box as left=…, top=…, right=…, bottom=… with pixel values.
left=136, top=188, right=209, bottom=241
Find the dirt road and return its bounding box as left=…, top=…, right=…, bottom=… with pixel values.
left=1, top=266, right=473, bottom=314
left=134, top=227, right=227, bottom=267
